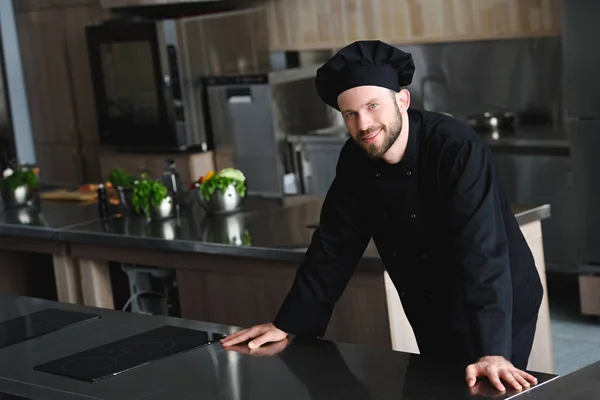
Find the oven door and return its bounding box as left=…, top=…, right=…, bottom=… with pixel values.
left=86, top=21, right=176, bottom=150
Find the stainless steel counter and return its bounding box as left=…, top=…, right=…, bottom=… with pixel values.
left=0, top=200, right=103, bottom=240
left=0, top=292, right=559, bottom=400
left=518, top=359, right=600, bottom=400
left=477, top=124, right=569, bottom=156
left=0, top=197, right=551, bottom=271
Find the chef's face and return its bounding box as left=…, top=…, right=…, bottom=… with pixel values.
left=337, top=86, right=405, bottom=160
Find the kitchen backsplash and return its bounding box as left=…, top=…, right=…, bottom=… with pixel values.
left=271, top=36, right=563, bottom=121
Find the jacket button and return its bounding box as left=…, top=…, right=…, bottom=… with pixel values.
left=410, top=213, right=416, bottom=219
left=392, top=252, right=397, bottom=257
left=400, top=291, right=406, bottom=296
left=406, top=170, right=412, bottom=176
left=421, top=253, right=427, bottom=259
left=375, top=172, right=380, bottom=178
left=383, top=213, right=388, bottom=219
left=428, top=293, right=434, bottom=299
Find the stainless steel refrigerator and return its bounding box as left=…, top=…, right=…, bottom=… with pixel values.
left=563, top=0, right=600, bottom=267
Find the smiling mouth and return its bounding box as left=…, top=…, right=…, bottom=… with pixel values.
left=361, top=128, right=382, bottom=143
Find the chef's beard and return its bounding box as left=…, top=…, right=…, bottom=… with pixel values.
left=357, top=103, right=403, bottom=160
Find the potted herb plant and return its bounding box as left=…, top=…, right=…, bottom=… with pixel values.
left=131, top=174, right=173, bottom=220
left=107, top=167, right=136, bottom=210
left=0, top=163, right=39, bottom=209
left=192, top=168, right=247, bottom=215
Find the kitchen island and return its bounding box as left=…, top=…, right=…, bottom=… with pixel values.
left=0, top=291, right=559, bottom=400
left=0, top=195, right=554, bottom=374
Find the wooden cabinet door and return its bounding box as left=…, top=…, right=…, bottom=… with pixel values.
left=15, top=9, right=78, bottom=145
left=63, top=5, right=112, bottom=145
left=265, top=0, right=562, bottom=50
left=34, top=143, right=84, bottom=186
left=82, top=144, right=103, bottom=183
left=14, top=0, right=99, bottom=13
left=99, top=0, right=199, bottom=8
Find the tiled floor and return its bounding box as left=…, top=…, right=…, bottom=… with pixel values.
left=547, top=271, right=600, bottom=376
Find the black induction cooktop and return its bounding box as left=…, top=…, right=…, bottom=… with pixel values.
left=0, top=393, right=32, bottom=400
left=0, top=309, right=99, bottom=350
left=34, top=325, right=224, bottom=382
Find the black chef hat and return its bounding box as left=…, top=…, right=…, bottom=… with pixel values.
left=315, top=40, right=415, bottom=111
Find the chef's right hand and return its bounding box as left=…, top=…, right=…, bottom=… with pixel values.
left=220, top=323, right=288, bottom=349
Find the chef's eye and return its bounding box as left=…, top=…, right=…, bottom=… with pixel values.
left=368, top=103, right=378, bottom=109
left=344, top=112, right=355, bottom=118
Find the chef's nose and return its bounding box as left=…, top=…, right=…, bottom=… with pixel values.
left=357, top=112, right=373, bottom=132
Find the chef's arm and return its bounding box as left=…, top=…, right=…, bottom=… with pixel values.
left=273, top=143, right=371, bottom=338
left=445, top=140, right=512, bottom=360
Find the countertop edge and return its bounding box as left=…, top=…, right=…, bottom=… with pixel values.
left=514, top=204, right=551, bottom=225
left=1, top=203, right=550, bottom=271
left=59, top=230, right=387, bottom=271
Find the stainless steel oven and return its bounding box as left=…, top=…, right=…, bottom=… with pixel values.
left=85, top=8, right=269, bottom=152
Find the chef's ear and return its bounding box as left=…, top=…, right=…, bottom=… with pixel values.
left=395, top=88, right=410, bottom=112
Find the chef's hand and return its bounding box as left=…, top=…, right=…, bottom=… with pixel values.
left=224, top=338, right=291, bottom=357
left=465, top=356, right=538, bottom=392
left=220, top=323, right=288, bottom=349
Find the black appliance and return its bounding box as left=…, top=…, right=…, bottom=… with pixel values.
left=34, top=325, right=224, bottom=382
left=0, top=309, right=99, bottom=350
left=0, top=393, right=31, bottom=400
left=84, top=8, right=269, bottom=152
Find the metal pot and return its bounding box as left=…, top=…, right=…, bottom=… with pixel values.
left=0, top=184, right=34, bottom=209
left=467, top=111, right=515, bottom=131
left=149, top=197, right=175, bottom=220
left=197, top=183, right=246, bottom=215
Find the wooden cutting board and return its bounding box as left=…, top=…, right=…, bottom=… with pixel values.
left=40, top=189, right=97, bottom=202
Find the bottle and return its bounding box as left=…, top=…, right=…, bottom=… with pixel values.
left=97, top=183, right=109, bottom=219
left=162, top=159, right=182, bottom=197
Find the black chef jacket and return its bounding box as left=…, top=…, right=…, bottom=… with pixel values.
left=273, top=109, right=544, bottom=364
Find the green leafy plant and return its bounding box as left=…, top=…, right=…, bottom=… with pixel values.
left=195, top=168, right=247, bottom=202
left=199, top=177, right=246, bottom=202
left=0, top=165, right=39, bottom=192
left=131, top=174, right=170, bottom=217
left=107, top=167, right=136, bottom=189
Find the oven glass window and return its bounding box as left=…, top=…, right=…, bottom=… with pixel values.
left=100, top=41, right=160, bottom=127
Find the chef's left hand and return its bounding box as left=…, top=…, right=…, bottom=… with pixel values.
left=465, top=356, right=538, bottom=392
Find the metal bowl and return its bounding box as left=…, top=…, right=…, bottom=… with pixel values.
left=149, top=196, right=175, bottom=220
left=197, top=183, right=246, bottom=215
left=1, top=184, right=34, bottom=209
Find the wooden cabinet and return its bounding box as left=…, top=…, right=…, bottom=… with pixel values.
left=14, top=0, right=111, bottom=185
left=265, top=0, right=562, bottom=51
left=99, top=0, right=199, bottom=7
left=13, top=0, right=99, bottom=12
left=15, top=8, right=78, bottom=145
left=34, top=144, right=84, bottom=185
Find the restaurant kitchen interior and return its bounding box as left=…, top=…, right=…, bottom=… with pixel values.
left=0, top=0, right=599, bottom=398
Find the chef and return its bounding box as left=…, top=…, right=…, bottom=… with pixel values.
left=221, top=40, right=543, bottom=393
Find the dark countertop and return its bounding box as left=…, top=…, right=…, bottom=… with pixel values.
left=59, top=198, right=550, bottom=269
left=519, top=359, right=600, bottom=400
left=0, top=196, right=551, bottom=270
left=0, top=200, right=102, bottom=240
left=0, top=292, right=559, bottom=400
left=478, top=124, right=570, bottom=156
